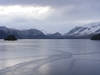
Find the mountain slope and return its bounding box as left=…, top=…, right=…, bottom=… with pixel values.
left=0, top=27, right=64, bottom=39
left=65, top=23, right=100, bottom=38
left=0, top=26, right=45, bottom=39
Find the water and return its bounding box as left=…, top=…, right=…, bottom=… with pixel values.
left=0, top=39, right=100, bottom=75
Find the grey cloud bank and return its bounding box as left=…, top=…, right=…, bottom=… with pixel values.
left=0, top=0, right=99, bottom=33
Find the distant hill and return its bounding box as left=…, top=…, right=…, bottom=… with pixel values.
left=1, top=22, right=100, bottom=39
left=45, top=32, right=63, bottom=39
left=0, top=26, right=45, bottom=39
left=64, top=22, right=100, bottom=39
left=0, top=26, right=64, bottom=39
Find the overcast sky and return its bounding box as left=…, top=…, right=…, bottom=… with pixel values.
left=0, top=0, right=99, bottom=33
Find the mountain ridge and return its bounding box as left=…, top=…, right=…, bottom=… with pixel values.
left=0, top=26, right=63, bottom=39
left=64, top=22, right=100, bottom=39
left=1, top=22, right=100, bottom=39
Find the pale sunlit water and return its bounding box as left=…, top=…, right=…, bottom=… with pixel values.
left=0, top=39, right=100, bottom=75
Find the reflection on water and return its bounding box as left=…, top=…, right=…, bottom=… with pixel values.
left=0, top=39, right=100, bottom=75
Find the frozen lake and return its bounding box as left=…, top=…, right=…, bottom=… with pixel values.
left=0, top=39, right=100, bottom=75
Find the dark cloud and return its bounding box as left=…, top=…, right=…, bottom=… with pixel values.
left=0, top=0, right=69, bottom=6
left=0, top=0, right=100, bottom=33
left=0, top=0, right=99, bottom=7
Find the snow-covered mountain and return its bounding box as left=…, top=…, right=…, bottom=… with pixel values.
left=65, top=22, right=100, bottom=38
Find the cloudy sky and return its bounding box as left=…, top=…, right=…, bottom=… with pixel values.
left=0, top=0, right=100, bottom=33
